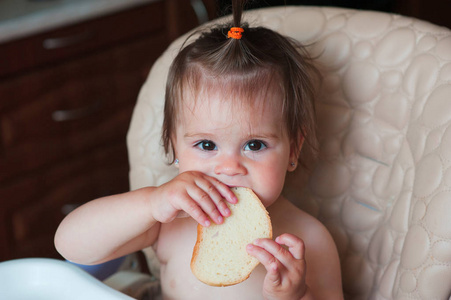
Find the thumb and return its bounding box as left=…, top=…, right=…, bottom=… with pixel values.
left=265, top=261, right=282, bottom=286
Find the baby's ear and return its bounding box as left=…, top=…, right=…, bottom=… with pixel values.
left=288, top=134, right=305, bottom=171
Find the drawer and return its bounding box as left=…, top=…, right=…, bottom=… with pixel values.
left=1, top=141, right=130, bottom=260
left=0, top=35, right=167, bottom=182
left=0, top=0, right=165, bottom=77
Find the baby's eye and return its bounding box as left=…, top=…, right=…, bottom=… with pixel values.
left=244, top=140, right=267, bottom=151
left=196, top=140, right=217, bottom=151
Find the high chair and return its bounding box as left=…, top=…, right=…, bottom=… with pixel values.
left=127, top=5, right=451, bottom=300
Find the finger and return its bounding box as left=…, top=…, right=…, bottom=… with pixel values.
left=175, top=211, right=190, bottom=218
left=247, top=243, right=279, bottom=269
left=275, top=233, right=305, bottom=260
left=196, top=177, right=233, bottom=218
left=253, top=238, right=296, bottom=267
left=177, top=195, right=211, bottom=227
left=246, top=243, right=283, bottom=287
left=266, top=260, right=282, bottom=286
left=203, top=176, right=238, bottom=204
left=186, top=185, right=224, bottom=225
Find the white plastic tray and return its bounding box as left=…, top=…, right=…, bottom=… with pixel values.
left=0, top=258, right=133, bottom=299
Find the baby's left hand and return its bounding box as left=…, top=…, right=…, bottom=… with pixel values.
left=247, top=233, right=309, bottom=300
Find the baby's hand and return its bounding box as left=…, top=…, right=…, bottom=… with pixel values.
left=247, top=233, right=310, bottom=300
left=152, top=171, right=237, bottom=226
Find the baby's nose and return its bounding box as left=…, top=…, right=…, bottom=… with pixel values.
left=214, top=155, right=247, bottom=177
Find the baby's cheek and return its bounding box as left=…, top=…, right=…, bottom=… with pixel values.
left=254, top=172, right=286, bottom=207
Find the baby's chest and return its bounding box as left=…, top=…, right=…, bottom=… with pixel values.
left=156, top=218, right=197, bottom=263
left=161, top=259, right=266, bottom=299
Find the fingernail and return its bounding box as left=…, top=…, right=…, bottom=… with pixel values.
left=216, top=216, right=223, bottom=224
left=204, top=220, right=211, bottom=227
left=224, top=208, right=231, bottom=216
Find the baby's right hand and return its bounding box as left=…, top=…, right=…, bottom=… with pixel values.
left=151, top=171, right=237, bottom=227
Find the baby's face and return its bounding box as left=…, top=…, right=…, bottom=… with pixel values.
left=173, top=91, right=297, bottom=208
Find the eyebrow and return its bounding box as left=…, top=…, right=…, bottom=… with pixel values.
left=183, top=132, right=214, bottom=139
left=183, top=132, right=280, bottom=140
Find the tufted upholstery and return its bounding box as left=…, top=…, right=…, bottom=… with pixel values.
left=127, top=6, right=451, bottom=300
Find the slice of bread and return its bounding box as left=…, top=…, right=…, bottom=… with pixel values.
left=190, top=187, right=272, bottom=286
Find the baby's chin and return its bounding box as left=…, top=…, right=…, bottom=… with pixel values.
left=261, top=197, right=279, bottom=208
left=257, top=189, right=285, bottom=208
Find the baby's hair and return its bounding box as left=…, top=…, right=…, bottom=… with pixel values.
left=162, top=0, right=318, bottom=165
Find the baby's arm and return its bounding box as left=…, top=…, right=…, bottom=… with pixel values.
left=55, top=171, right=236, bottom=265
left=299, top=220, right=343, bottom=299
left=55, top=188, right=161, bottom=264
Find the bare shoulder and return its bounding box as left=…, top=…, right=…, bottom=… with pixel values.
left=269, top=197, right=344, bottom=299
left=268, top=197, right=328, bottom=239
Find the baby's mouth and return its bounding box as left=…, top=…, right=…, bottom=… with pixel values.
left=227, top=185, right=244, bottom=188
left=228, top=185, right=252, bottom=191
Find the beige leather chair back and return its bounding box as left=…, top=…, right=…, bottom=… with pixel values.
left=127, top=6, right=451, bottom=299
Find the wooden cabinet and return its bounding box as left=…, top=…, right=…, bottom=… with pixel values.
left=0, top=0, right=215, bottom=261
left=393, top=0, right=451, bottom=29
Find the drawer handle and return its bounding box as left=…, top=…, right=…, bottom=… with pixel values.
left=52, top=100, right=102, bottom=122
left=43, top=31, right=93, bottom=50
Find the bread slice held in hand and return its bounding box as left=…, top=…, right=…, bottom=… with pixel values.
left=190, top=187, right=272, bottom=286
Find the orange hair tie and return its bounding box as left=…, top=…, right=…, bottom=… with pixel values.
left=228, top=27, right=244, bottom=39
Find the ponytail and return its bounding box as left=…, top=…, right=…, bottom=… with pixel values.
left=231, top=0, right=244, bottom=28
